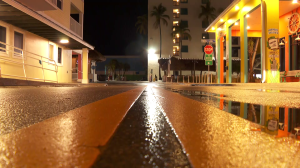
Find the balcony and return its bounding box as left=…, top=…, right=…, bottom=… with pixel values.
left=173, top=13, right=180, bottom=18
left=173, top=51, right=179, bottom=56
left=173, top=1, right=180, bottom=6
left=70, top=17, right=82, bottom=38
left=173, top=38, right=180, bottom=44
left=16, top=0, right=60, bottom=11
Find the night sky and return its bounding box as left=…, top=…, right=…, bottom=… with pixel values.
left=83, top=0, right=148, bottom=56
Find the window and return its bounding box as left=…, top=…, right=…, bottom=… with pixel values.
left=289, top=35, right=300, bottom=70
left=181, top=20, right=188, bottom=27
left=182, top=45, right=188, bottom=52
left=173, top=0, right=179, bottom=6
left=202, top=0, right=209, bottom=4
left=279, top=37, right=285, bottom=72
left=180, top=8, right=188, bottom=15
left=173, top=46, right=179, bottom=56
left=202, top=20, right=209, bottom=28
left=58, top=47, right=62, bottom=64
left=14, top=31, right=23, bottom=56
left=182, top=34, right=189, bottom=40
left=0, top=26, right=6, bottom=52
left=49, top=44, right=54, bottom=60
left=180, top=0, right=188, bottom=3
left=57, top=0, right=63, bottom=10
left=202, top=33, right=209, bottom=39
left=173, top=9, right=180, bottom=18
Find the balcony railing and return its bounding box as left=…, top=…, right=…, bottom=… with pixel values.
left=70, top=17, right=82, bottom=38
left=0, top=41, right=58, bottom=83
left=173, top=13, right=180, bottom=18
left=173, top=38, right=180, bottom=43
left=173, top=52, right=179, bottom=56
left=173, top=1, right=179, bottom=6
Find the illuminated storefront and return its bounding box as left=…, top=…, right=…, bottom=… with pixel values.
left=206, top=0, right=300, bottom=83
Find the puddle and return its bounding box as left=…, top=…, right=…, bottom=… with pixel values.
left=165, top=87, right=300, bottom=140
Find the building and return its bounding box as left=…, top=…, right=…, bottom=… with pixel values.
left=72, top=50, right=106, bottom=83
left=96, top=55, right=147, bottom=81
left=206, top=0, right=300, bottom=83
left=0, top=0, right=94, bottom=84
left=148, top=0, right=231, bottom=80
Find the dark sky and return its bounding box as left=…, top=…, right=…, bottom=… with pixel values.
left=83, top=0, right=148, bottom=55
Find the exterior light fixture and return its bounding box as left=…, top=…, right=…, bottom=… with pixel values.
left=148, top=49, right=156, bottom=55
left=60, top=39, right=69, bottom=43
left=246, top=14, right=250, bottom=18
left=217, top=27, right=222, bottom=31
left=235, top=6, right=239, bottom=10
left=293, top=0, right=298, bottom=4
left=220, top=19, right=224, bottom=22
left=247, top=26, right=250, bottom=29
left=212, top=27, right=215, bottom=30
left=296, top=35, right=300, bottom=41
left=235, top=22, right=239, bottom=25
left=228, top=20, right=233, bottom=24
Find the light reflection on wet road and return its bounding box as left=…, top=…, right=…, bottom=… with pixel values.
left=92, top=87, right=191, bottom=167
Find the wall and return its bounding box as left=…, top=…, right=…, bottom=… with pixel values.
left=40, top=0, right=84, bottom=31
left=0, top=20, right=72, bottom=83
left=279, top=6, right=300, bottom=82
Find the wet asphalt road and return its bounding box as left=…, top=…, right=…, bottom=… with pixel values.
left=0, top=85, right=138, bottom=135
left=92, top=87, right=191, bottom=168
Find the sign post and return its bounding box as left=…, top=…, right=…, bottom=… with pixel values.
left=204, top=45, right=213, bottom=83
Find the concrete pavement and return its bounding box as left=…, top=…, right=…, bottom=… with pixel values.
left=0, top=81, right=300, bottom=167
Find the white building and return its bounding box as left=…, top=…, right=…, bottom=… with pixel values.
left=148, top=0, right=231, bottom=79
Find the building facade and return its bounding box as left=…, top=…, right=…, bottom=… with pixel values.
left=148, top=0, right=231, bottom=80
left=0, top=0, right=94, bottom=84
left=206, top=0, right=300, bottom=83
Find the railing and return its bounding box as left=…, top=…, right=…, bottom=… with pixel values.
left=165, top=74, right=215, bottom=83
left=173, top=13, right=180, bottom=18
left=173, top=38, right=180, bottom=43
left=72, top=68, right=82, bottom=81
left=70, top=17, right=82, bottom=38
left=173, top=52, right=179, bottom=56
left=0, top=41, right=58, bottom=83
left=173, top=1, right=180, bottom=6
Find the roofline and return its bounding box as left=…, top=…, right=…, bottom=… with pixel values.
left=205, top=0, right=241, bottom=32
left=3, top=0, right=95, bottom=50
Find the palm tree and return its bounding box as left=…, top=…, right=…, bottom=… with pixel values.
left=117, top=62, right=124, bottom=80
left=135, top=15, right=148, bottom=35
left=107, top=59, right=118, bottom=80
left=151, top=3, right=170, bottom=80
left=198, top=0, right=216, bottom=26
left=123, top=63, right=131, bottom=76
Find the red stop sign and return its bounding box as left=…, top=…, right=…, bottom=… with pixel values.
left=204, top=45, right=213, bottom=55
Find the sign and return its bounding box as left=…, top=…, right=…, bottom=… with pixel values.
left=205, top=54, right=213, bottom=65
left=268, top=28, right=278, bottom=35
left=204, top=45, right=213, bottom=55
